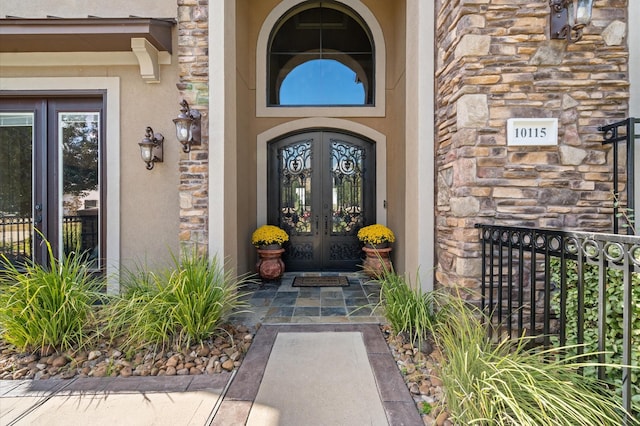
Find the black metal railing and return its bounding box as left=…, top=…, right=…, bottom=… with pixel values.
left=1, top=215, right=98, bottom=264
left=600, top=117, right=639, bottom=235
left=477, top=223, right=639, bottom=420
left=0, top=215, right=32, bottom=262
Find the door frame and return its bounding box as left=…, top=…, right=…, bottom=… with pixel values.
left=0, top=96, right=106, bottom=269
left=257, top=118, right=387, bottom=228
left=267, top=130, right=376, bottom=271
left=0, top=77, right=121, bottom=293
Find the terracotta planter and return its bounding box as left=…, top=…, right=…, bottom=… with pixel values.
left=362, top=246, right=393, bottom=278
left=256, top=247, right=286, bottom=280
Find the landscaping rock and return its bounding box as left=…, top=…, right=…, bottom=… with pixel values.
left=0, top=324, right=252, bottom=381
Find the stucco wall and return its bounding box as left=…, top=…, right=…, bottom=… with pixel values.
left=233, top=0, right=408, bottom=274
left=0, top=0, right=176, bottom=18
left=0, top=0, right=182, bottom=281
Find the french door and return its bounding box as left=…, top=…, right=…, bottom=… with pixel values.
left=268, top=131, right=375, bottom=271
left=0, top=96, right=104, bottom=272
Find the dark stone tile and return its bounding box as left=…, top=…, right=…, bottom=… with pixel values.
left=276, top=324, right=335, bottom=333
left=344, top=296, right=370, bottom=306
left=251, top=289, right=278, bottom=298
left=347, top=305, right=374, bottom=316
left=247, top=297, right=272, bottom=307
left=270, top=293, right=297, bottom=306
left=321, top=297, right=345, bottom=307
left=298, top=288, right=322, bottom=297
left=320, top=307, right=347, bottom=316
left=266, top=306, right=295, bottom=316
left=320, top=290, right=343, bottom=298
left=293, top=307, right=320, bottom=316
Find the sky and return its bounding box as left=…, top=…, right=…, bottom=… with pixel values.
left=279, top=59, right=365, bottom=106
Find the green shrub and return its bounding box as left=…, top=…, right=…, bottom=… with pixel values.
left=550, top=258, right=640, bottom=408
left=106, top=252, right=251, bottom=350
left=433, top=295, right=638, bottom=425
left=376, top=270, right=438, bottom=350
left=0, top=238, right=105, bottom=353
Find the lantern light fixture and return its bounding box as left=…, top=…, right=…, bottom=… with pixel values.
left=139, top=126, right=164, bottom=170
left=549, top=0, right=594, bottom=43
left=173, top=100, right=201, bottom=153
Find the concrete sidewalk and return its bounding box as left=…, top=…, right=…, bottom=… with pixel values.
left=1, top=324, right=422, bottom=426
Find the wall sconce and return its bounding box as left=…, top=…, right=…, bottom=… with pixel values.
left=173, top=100, right=201, bottom=153
left=139, top=126, right=164, bottom=170
left=549, top=0, right=594, bottom=42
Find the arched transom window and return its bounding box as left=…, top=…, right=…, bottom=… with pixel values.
left=268, top=1, right=374, bottom=107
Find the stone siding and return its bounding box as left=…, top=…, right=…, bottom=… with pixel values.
left=435, top=0, right=630, bottom=293
left=177, top=0, right=209, bottom=255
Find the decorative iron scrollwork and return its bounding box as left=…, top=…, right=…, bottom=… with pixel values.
left=279, top=140, right=312, bottom=235
left=330, top=139, right=365, bottom=236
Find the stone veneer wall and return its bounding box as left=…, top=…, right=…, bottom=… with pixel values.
left=434, top=0, right=629, bottom=293
left=176, top=0, right=209, bottom=255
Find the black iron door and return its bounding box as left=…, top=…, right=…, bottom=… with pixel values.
left=268, top=131, right=375, bottom=271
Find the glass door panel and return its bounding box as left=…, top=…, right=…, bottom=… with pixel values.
left=279, top=139, right=312, bottom=234
left=59, top=112, right=100, bottom=269
left=330, top=139, right=364, bottom=235
left=0, top=113, right=34, bottom=265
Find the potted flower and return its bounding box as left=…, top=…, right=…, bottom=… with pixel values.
left=357, top=224, right=395, bottom=248
left=252, top=225, right=289, bottom=280
left=357, top=224, right=395, bottom=278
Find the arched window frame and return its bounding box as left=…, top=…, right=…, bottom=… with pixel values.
left=256, top=0, right=386, bottom=117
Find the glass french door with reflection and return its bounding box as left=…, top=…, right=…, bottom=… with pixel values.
left=268, top=131, right=375, bottom=271
left=0, top=97, right=104, bottom=272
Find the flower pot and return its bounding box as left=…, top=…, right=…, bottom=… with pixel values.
left=256, top=247, right=285, bottom=280
left=361, top=246, right=393, bottom=278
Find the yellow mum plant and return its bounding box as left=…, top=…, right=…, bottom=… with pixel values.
left=251, top=225, right=289, bottom=247
left=357, top=224, right=395, bottom=246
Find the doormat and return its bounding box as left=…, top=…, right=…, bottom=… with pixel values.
left=292, top=276, right=349, bottom=287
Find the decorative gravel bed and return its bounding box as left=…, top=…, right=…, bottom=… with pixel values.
left=381, top=324, right=452, bottom=426
left=0, top=322, right=452, bottom=425
left=0, top=324, right=253, bottom=381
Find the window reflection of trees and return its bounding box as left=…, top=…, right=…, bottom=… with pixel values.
left=279, top=140, right=313, bottom=235
left=331, top=140, right=363, bottom=235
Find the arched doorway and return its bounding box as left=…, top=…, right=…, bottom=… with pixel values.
left=268, top=130, right=375, bottom=271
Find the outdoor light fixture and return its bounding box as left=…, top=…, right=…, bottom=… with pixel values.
left=139, top=126, right=164, bottom=170
left=549, top=0, right=594, bottom=42
left=173, top=99, right=201, bottom=153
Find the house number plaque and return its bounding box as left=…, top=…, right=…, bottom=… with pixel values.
left=507, top=118, right=558, bottom=146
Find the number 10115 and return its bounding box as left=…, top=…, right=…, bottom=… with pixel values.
left=514, top=127, right=547, bottom=138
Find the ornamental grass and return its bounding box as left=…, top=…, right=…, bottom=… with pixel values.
left=104, top=251, right=251, bottom=351
left=433, top=295, right=639, bottom=425
left=0, top=238, right=105, bottom=353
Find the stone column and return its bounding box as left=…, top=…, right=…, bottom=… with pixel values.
left=435, top=0, right=630, bottom=296
left=176, top=0, right=209, bottom=256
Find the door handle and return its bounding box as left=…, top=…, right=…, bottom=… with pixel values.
left=34, top=203, right=42, bottom=224
left=324, top=216, right=328, bottom=235
left=315, top=216, right=319, bottom=235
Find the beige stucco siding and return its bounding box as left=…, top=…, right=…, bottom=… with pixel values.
left=233, top=0, right=409, bottom=274
left=0, top=0, right=176, bottom=18
left=0, top=26, right=181, bottom=280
